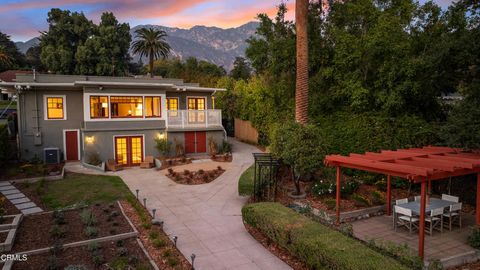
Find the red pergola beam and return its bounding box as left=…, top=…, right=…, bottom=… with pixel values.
left=394, top=159, right=456, bottom=172
left=413, top=157, right=475, bottom=169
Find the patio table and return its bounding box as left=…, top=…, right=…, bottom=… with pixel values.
left=397, top=198, right=454, bottom=215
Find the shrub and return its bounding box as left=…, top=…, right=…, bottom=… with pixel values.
left=85, top=226, right=98, bottom=238
left=152, top=238, right=166, bottom=249
left=220, top=140, right=232, bottom=154
left=50, top=225, right=66, bottom=239
left=208, top=137, right=218, bottom=156
left=468, top=226, right=480, bottom=248
left=117, top=247, right=128, bottom=257
left=242, top=203, right=407, bottom=270
left=116, top=240, right=124, bottom=247
left=47, top=255, right=58, bottom=270
left=167, top=257, right=179, bottom=267
left=371, top=190, right=386, bottom=205
left=155, top=137, right=171, bottom=158
left=167, top=168, right=174, bottom=175
left=375, top=179, right=387, bottom=191
left=323, top=198, right=337, bottom=210
left=352, top=193, right=370, bottom=207
left=92, top=255, right=104, bottom=266
left=163, top=249, right=173, bottom=257
left=148, top=230, right=159, bottom=240
left=198, top=169, right=205, bottom=175
left=87, top=152, right=102, bottom=166
left=312, top=180, right=335, bottom=197
left=184, top=169, right=190, bottom=176
left=80, top=210, right=96, bottom=226
left=217, top=166, right=223, bottom=171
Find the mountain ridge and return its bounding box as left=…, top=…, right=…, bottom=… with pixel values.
left=14, top=21, right=259, bottom=71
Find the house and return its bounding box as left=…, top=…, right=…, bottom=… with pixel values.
left=0, top=70, right=31, bottom=100
left=0, top=73, right=226, bottom=166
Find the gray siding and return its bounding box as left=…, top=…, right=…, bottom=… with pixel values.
left=167, top=130, right=225, bottom=156
left=84, top=120, right=165, bottom=131
left=18, top=89, right=83, bottom=160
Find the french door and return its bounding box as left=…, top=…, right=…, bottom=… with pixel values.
left=115, top=136, right=143, bottom=166
left=187, top=97, right=206, bottom=124
left=184, top=131, right=206, bottom=154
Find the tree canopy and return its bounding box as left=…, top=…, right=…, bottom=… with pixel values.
left=0, top=32, right=26, bottom=72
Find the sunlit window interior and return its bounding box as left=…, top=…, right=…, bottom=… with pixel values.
left=90, top=96, right=109, bottom=118
left=46, top=97, right=64, bottom=119
left=167, top=98, right=178, bottom=110
left=110, top=96, right=143, bottom=118
left=145, top=96, right=161, bottom=117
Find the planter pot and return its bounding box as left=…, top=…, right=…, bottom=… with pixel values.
left=287, top=190, right=307, bottom=199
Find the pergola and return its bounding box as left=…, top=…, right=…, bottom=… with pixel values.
left=324, top=146, right=480, bottom=258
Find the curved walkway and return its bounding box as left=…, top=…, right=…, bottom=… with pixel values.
left=114, top=139, right=290, bottom=270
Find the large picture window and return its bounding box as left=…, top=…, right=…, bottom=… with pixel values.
left=46, top=96, right=65, bottom=120
left=90, top=96, right=109, bottom=118
left=145, top=96, right=161, bottom=118
left=110, top=96, right=143, bottom=118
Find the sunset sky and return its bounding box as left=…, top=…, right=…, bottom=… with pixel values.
left=1, top=0, right=455, bottom=42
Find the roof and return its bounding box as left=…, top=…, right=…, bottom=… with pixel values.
left=0, top=70, right=31, bottom=82
left=324, top=146, right=480, bottom=182
left=0, top=73, right=226, bottom=93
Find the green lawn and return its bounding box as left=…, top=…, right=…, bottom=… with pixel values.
left=21, top=173, right=134, bottom=209
left=238, top=164, right=254, bottom=196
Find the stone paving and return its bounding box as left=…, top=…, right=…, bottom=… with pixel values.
left=0, top=181, right=43, bottom=215
left=353, top=213, right=476, bottom=261
left=66, top=139, right=291, bottom=270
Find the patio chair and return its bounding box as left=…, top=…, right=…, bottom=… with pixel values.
left=425, top=207, right=443, bottom=235
left=414, top=196, right=421, bottom=202
left=394, top=205, right=419, bottom=234
left=106, top=159, right=123, bottom=172
left=441, top=194, right=459, bottom=203
left=396, top=198, right=408, bottom=205
left=140, top=156, right=154, bottom=169
left=443, top=202, right=462, bottom=231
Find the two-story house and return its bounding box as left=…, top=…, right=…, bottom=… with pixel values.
left=0, top=73, right=226, bottom=166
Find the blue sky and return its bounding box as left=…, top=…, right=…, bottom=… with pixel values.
left=0, top=0, right=455, bottom=42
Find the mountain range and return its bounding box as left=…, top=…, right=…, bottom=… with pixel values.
left=14, top=21, right=259, bottom=71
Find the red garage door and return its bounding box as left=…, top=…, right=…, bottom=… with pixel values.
left=184, top=131, right=206, bottom=154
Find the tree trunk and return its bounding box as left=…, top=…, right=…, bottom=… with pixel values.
left=149, top=52, right=154, bottom=78
left=295, top=0, right=309, bottom=125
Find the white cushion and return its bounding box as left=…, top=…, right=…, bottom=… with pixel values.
left=426, top=217, right=440, bottom=221
left=399, top=216, right=419, bottom=222
left=443, top=213, right=459, bottom=217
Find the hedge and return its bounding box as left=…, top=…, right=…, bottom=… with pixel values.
left=242, top=202, right=408, bottom=270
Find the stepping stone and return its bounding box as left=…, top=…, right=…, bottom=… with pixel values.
left=15, top=202, right=36, bottom=210
left=0, top=182, right=11, bottom=187
left=6, top=194, right=25, bottom=200
left=10, top=198, right=30, bottom=204
left=21, top=207, right=43, bottom=215
left=0, top=185, right=15, bottom=191
left=1, top=189, right=20, bottom=195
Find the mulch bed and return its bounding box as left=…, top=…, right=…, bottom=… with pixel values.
left=0, top=163, right=64, bottom=181
left=0, top=230, right=8, bottom=243
left=120, top=200, right=191, bottom=269
left=0, top=216, right=15, bottom=225
left=244, top=223, right=308, bottom=270
left=166, top=167, right=225, bottom=185
left=1, top=194, right=20, bottom=215
left=449, top=260, right=480, bottom=270
left=158, top=157, right=193, bottom=170
left=12, top=237, right=153, bottom=270
left=12, top=203, right=132, bottom=252
left=211, top=154, right=232, bottom=162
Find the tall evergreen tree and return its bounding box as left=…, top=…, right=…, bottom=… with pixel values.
left=295, top=0, right=310, bottom=125
left=230, top=57, right=252, bottom=80
left=0, top=32, right=25, bottom=72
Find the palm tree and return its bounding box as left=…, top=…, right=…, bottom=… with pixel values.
left=132, top=28, right=171, bottom=78
left=295, top=0, right=309, bottom=125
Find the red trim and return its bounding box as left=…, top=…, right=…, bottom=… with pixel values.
left=115, top=136, right=143, bottom=166
left=419, top=181, right=427, bottom=258
left=145, top=96, right=162, bottom=118
left=477, top=173, right=480, bottom=225
left=89, top=96, right=109, bottom=119
left=386, top=175, right=392, bottom=216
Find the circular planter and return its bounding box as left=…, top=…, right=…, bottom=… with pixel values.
left=287, top=190, right=307, bottom=199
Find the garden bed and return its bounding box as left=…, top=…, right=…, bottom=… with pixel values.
left=12, top=237, right=153, bottom=270
left=0, top=163, right=64, bottom=181
left=1, top=194, right=20, bottom=215
left=12, top=203, right=132, bottom=252
left=166, top=166, right=225, bottom=185
left=120, top=200, right=191, bottom=269
left=211, top=153, right=232, bottom=162
left=0, top=230, right=8, bottom=243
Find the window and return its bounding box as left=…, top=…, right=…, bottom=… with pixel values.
left=110, top=96, right=143, bottom=118
left=145, top=96, right=161, bottom=117
left=90, top=96, right=109, bottom=118
left=167, top=98, right=178, bottom=110
left=46, top=96, right=65, bottom=119
left=187, top=97, right=205, bottom=110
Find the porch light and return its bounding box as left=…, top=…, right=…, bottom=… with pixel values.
left=157, top=133, right=166, bottom=140
left=85, top=136, right=94, bottom=144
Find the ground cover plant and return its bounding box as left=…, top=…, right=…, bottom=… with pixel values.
left=242, top=202, right=408, bottom=270
left=238, top=164, right=254, bottom=196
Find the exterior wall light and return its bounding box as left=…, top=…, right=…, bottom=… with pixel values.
left=157, top=133, right=166, bottom=140
left=85, top=136, right=94, bottom=144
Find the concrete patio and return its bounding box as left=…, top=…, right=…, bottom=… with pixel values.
left=352, top=213, right=479, bottom=267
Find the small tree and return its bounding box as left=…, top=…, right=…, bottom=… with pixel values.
left=270, top=122, right=327, bottom=195
left=154, top=138, right=171, bottom=158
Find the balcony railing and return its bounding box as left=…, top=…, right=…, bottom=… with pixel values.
left=166, top=109, right=222, bottom=128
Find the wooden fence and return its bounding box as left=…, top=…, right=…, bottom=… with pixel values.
left=234, top=118, right=258, bottom=144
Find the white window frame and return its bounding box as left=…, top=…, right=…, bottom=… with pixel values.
left=186, top=96, right=208, bottom=110
left=63, top=129, right=81, bottom=161
left=44, top=95, right=67, bottom=121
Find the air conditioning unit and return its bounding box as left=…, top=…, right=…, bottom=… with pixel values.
left=44, top=148, right=60, bottom=164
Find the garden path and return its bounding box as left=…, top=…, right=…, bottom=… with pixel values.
left=0, top=181, right=43, bottom=214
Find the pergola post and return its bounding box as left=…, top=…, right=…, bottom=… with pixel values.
left=418, top=180, right=427, bottom=258
left=386, top=175, right=392, bottom=216
left=336, top=166, right=341, bottom=225
left=477, top=173, right=480, bottom=225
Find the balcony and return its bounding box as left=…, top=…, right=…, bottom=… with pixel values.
left=166, top=110, right=222, bottom=129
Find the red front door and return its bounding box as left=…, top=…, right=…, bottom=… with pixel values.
left=184, top=131, right=206, bottom=154
left=65, top=130, right=79, bottom=161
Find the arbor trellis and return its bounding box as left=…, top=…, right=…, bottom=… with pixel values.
left=252, top=153, right=280, bottom=202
